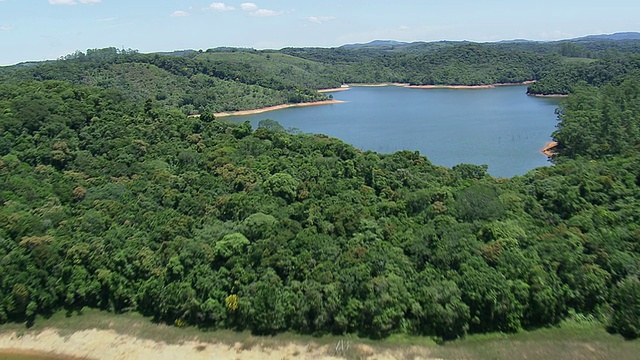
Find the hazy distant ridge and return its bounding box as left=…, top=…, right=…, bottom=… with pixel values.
left=342, top=32, right=640, bottom=49
left=571, top=32, right=640, bottom=41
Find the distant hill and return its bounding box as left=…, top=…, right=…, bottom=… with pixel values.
left=341, top=32, right=640, bottom=50
left=341, top=40, right=409, bottom=49
left=153, top=49, right=198, bottom=57
left=340, top=40, right=472, bottom=55
left=571, top=32, right=640, bottom=41
left=496, top=39, right=536, bottom=43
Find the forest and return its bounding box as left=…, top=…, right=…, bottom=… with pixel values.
left=1, top=38, right=640, bottom=341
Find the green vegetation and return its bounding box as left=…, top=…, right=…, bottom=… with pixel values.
left=281, top=43, right=558, bottom=85
left=527, top=55, right=640, bottom=95
left=0, top=48, right=332, bottom=116
left=1, top=39, right=640, bottom=344
left=0, top=42, right=582, bottom=116
left=3, top=39, right=640, bottom=105
left=552, top=78, right=640, bottom=157
left=433, top=320, right=640, bottom=360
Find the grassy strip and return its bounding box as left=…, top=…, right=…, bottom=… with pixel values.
left=432, top=321, right=639, bottom=360
left=1, top=309, right=638, bottom=360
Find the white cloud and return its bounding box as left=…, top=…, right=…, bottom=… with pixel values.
left=240, top=2, right=258, bottom=11
left=49, top=0, right=77, bottom=5
left=0, top=24, right=13, bottom=31
left=203, top=2, right=288, bottom=17
left=206, top=2, right=235, bottom=11
left=171, top=10, right=189, bottom=17
left=250, top=8, right=285, bottom=17
left=79, top=0, right=101, bottom=3
left=307, top=16, right=335, bottom=24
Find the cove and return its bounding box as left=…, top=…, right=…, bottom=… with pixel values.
left=227, top=85, right=562, bottom=178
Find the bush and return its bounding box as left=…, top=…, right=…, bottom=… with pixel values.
left=609, top=276, right=640, bottom=339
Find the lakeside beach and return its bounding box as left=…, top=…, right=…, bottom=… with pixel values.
left=404, top=80, right=536, bottom=89
left=528, top=93, right=570, bottom=98
left=0, top=327, right=431, bottom=360
left=541, top=141, right=559, bottom=156
left=0, top=328, right=339, bottom=360
left=319, top=81, right=537, bottom=92
left=213, top=99, right=344, bottom=118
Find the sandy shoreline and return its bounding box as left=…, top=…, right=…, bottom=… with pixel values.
left=0, top=328, right=436, bottom=360
left=213, top=99, right=344, bottom=118
left=317, top=85, right=351, bottom=93
left=541, top=141, right=558, bottom=156
left=528, top=93, right=569, bottom=98
left=317, top=81, right=536, bottom=92
left=0, top=328, right=339, bottom=360
left=405, top=80, right=536, bottom=89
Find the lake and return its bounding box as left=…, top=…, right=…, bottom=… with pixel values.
left=227, top=85, right=562, bottom=178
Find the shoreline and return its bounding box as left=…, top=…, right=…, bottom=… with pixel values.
left=527, top=93, right=569, bottom=98
left=318, top=80, right=536, bottom=92
left=0, top=327, right=435, bottom=360
left=404, top=80, right=536, bottom=90
left=317, top=85, right=350, bottom=93
left=213, top=99, right=344, bottom=118
left=0, top=328, right=334, bottom=360
left=541, top=141, right=558, bottom=156
left=1, top=309, right=629, bottom=360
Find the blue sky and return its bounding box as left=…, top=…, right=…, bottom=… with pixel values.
left=1, top=0, right=639, bottom=65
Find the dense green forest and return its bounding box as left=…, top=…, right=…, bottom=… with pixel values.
left=0, top=48, right=331, bottom=116
left=1, top=39, right=640, bottom=341
left=527, top=55, right=640, bottom=95
left=3, top=38, right=640, bottom=108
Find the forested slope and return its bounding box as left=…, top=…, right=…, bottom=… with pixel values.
left=5, top=40, right=640, bottom=111
left=0, top=48, right=331, bottom=116
left=0, top=44, right=561, bottom=116
left=1, top=62, right=640, bottom=341
left=527, top=55, right=640, bottom=95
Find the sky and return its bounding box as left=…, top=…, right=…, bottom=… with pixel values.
left=1, top=0, right=639, bottom=65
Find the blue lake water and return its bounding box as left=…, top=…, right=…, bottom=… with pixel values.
left=227, top=85, right=562, bottom=178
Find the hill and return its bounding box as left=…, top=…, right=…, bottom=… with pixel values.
left=0, top=47, right=334, bottom=116
left=572, top=32, right=640, bottom=41
left=341, top=39, right=410, bottom=49
left=0, top=43, right=563, bottom=115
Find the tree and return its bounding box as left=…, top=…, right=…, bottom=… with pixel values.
left=264, top=173, right=298, bottom=202
left=454, top=184, right=505, bottom=221
left=609, top=276, right=640, bottom=339
left=452, top=163, right=488, bottom=180
left=258, top=119, right=286, bottom=132
left=215, top=233, right=250, bottom=259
